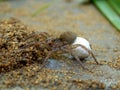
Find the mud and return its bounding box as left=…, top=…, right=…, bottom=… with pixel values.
left=0, top=0, right=120, bottom=90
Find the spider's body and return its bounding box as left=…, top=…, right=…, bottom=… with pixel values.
left=60, top=31, right=99, bottom=69
left=60, top=31, right=91, bottom=59
left=22, top=31, right=99, bottom=70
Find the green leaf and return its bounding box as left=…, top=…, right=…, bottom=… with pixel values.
left=31, top=3, right=51, bottom=17
left=93, top=0, right=120, bottom=31
left=108, top=0, right=120, bottom=15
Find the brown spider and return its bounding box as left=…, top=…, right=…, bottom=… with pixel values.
left=21, top=31, right=99, bottom=70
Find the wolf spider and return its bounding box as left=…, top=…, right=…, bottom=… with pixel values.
left=21, top=32, right=99, bottom=70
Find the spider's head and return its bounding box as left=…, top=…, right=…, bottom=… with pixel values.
left=60, top=31, right=77, bottom=44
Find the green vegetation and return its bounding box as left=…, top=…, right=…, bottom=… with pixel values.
left=93, top=0, right=120, bottom=31
left=108, top=0, right=120, bottom=15
left=31, top=3, right=51, bottom=17
left=0, top=0, right=5, bottom=2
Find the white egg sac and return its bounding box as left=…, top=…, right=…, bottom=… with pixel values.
left=72, top=37, right=91, bottom=59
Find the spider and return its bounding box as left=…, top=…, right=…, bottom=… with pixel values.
left=21, top=31, right=99, bottom=70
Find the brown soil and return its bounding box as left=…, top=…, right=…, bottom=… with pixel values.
left=0, top=0, right=120, bottom=90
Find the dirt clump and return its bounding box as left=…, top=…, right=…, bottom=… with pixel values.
left=0, top=17, right=49, bottom=72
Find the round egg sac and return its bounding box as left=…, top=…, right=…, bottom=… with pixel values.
left=72, top=37, right=91, bottom=59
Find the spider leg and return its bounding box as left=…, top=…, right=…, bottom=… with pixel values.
left=24, top=32, right=49, bottom=41
left=21, top=42, right=46, bottom=49
left=74, top=55, right=87, bottom=69
left=75, top=44, right=99, bottom=65
left=61, top=45, right=88, bottom=70
left=39, top=50, right=53, bottom=70
left=72, top=53, right=94, bottom=72
left=90, top=51, right=99, bottom=64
